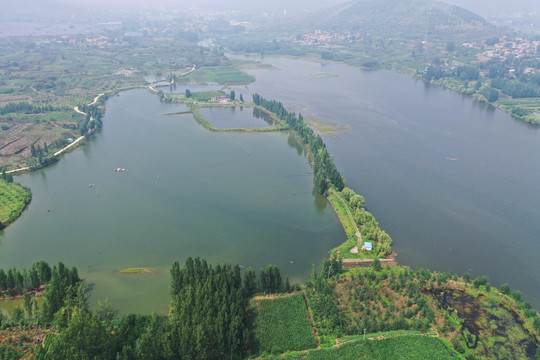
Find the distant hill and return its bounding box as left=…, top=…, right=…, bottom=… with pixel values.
left=444, top=0, right=540, bottom=17
left=305, top=0, right=495, bottom=40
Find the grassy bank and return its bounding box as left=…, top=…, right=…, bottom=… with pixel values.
left=180, top=100, right=289, bottom=133
left=119, top=268, right=153, bottom=274
left=180, top=61, right=255, bottom=85
left=326, top=190, right=373, bottom=259
left=0, top=179, right=31, bottom=227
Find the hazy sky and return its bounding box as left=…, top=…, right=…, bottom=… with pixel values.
left=49, top=0, right=539, bottom=15
left=443, top=0, right=540, bottom=17
left=52, top=0, right=345, bottom=13
left=4, top=0, right=540, bottom=24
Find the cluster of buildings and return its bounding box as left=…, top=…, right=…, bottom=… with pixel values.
left=463, top=36, right=540, bottom=61
left=212, top=95, right=231, bottom=103
left=294, top=30, right=361, bottom=45
left=34, top=34, right=122, bottom=49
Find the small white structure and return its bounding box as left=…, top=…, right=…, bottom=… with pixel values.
left=362, top=242, right=373, bottom=251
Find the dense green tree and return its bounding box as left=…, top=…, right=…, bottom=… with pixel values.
left=372, top=259, right=382, bottom=272
left=285, top=276, right=291, bottom=293
left=169, top=257, right=247, bottom=359
left=36, top=308, right=112, bottom=360
left=473, top=276, right=489, bottom=289
left=349, top=194, right=365, bottom=210
left=259, top=265, right=282, bottom=294
left=12, top=306, right=24, bottom=322
left=322, top=257, right=343, bottom=278
left=29, top=265, right=40, bottom=289
left=0, top=269, right=6, bottom=291
left=480, top=86, right=499, bottom=102
left=511, top=290, right=522, bottom=302
left=500, top=283, right=511, bottom=295
left=37, top=260, right=52, bottom=284
left=230, top=90, right=235, bottom=100
left=341, top=187, right=355, bottom=201
left=6, top=268, right=15, bottom=294
left=23, top=291, right=32, bottom=317
left=41, top=262, right=82, bottom=323
left=243, top=267, right=257, bottom=297
left=134, top=314, right=171, bottom=360
left=95, top=298, right=117, bottom=323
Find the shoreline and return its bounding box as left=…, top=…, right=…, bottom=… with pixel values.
left=1, top=65, right=377, bottom=264
left=231, top=52, right=539, bottom=126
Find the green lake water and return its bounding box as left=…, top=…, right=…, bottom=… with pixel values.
left=0, top=89, right=343, bottom=314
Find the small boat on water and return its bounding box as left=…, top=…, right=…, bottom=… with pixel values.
left=88, top=184, right=95, bottom=187
left=114, top=168, right=126, bottom=172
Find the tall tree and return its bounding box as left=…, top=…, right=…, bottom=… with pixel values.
left=243, top=267, right=257, bottom=297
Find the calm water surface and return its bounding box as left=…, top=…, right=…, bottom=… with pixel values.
left=238, top=56, right=540, bottom=308
left=0, top=89, right=342, bottom=313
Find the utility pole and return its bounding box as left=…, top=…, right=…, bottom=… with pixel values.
left=364, top=328, right=367, bottom=340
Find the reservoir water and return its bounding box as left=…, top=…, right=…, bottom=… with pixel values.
left=237, top=56, right=540, bottom=308
left=3, top=56, right=540, bottom=312
left=0, top=89, right=342, bottom=314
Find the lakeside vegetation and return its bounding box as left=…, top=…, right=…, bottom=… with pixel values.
left=179, top=60, right=255, bottom=86
left=0, top=258, right=536, bottom=359
left=0, top=178, right=31, bottom=228
left=119, top=268, right=153, bottom=274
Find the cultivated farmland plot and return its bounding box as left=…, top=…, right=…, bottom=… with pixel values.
left=251, top=293, right=317, bottom=354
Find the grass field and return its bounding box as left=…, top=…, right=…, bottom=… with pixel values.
left=327, top=190, right=375, bottom=260
left=182, top=65, right=255, bottom=85
left=0, top=179, right=31, bottom=225
left=277, top=336, right=461, bottom=359
left=251, top=293, right=317, bottom=354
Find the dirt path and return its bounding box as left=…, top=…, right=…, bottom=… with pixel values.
left=329, top=188, right=363, bottom=249
left=147, top=65, right=196, bottom=93
left=89, top=92, right=105, bottom=106
left=53, top=136, right=84, bottom=156
left=73, top=106, right=85, bottom=115
left=303, top=293, right=321, bottom=348
left=251, top=291, right=301, bottom=301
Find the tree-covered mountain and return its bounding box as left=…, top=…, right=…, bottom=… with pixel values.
left=305, top=0, right=495, bottom=40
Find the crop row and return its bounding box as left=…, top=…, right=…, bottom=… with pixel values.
left=252, top=293, right=317, bottom=354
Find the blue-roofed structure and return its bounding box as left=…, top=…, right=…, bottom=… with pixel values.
left=362, top=242, right=373, bottom=251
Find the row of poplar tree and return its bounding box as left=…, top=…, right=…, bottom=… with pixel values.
left=252, top=93, right=345, bottom=195
left=34, top=257, right=290, bottom=360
